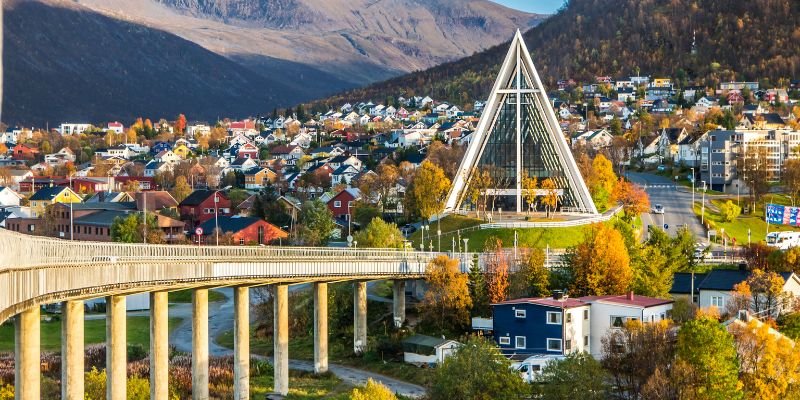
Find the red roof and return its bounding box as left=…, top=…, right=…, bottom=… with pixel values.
left=494, top=297, right=588, bottom=309
left=580, top=294, right=673, bottom=308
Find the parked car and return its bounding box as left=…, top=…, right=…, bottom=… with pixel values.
left=652, top=204, right=665, bottom=214
left=401, top=224, right=417, bottom=236
left=657, top=165, right=667, bottom=172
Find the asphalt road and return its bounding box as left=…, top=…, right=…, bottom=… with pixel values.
left=625, top=172, right=707, bottom=241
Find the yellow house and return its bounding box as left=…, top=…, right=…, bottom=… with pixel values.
left=244, top=168, right=277, bottom=189
left=652, top=78, right=672, bottom=88
left=28, top=186, right=83, bottom=217
left=172, top=144, right=191, bottom=159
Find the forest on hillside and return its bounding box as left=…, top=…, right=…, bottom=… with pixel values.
left=307, top=0, right=800, bottom=111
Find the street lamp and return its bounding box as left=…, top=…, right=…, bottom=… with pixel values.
left=690, top=167, right=695, bottom=207
left=701, top=181, right=707, bottom=225
left=68, top=173, right=75, bottom=240
left=214, top=186, right=233, bottom=246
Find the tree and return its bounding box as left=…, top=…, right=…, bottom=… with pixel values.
left=725, top=282, right=753, bottom=318
left=484, top=237, right=509, bottom=303
left=631, top=244, right=674, bottom=298
left=350, top=378, right=397, bottom=400
left=353, top=218, right=404, bottom=248
left=676, top=316, right=743, bottom=400
left=719, top=200, right=741, bottom=222
left=426, top=141, right=465, bottom=180
left=569, top=223, right=632, bottom=296
left=541, top=178, right=559, bottom=218
left=110, top=213, right=162, bottom=243
left=783, top=159, right=800, bottom=206
left=298, top=201, right=335, bottom=246
left=613, top=178, right=650, bottom=221
left=352, top=202, right=380, bottom=228
left=730, top=319, right=800, bottom=400
left=521, top=174, right=538, bottom=214
left=171, top=176, right=192, bottom=202
left=430, top=336, right=529, bottom=400
left=587, top=154, right=618, bottom=212
left=738, top=145, right=770, bottom=210
left=419, top=255, right=471, bottom=333
left=407, top=161, right=451, bottom=221
left=534, top=352, right=609, bottom=400
left=747, top=269, right=787, bottom=317
left=175, top=114, right=187, bottom=134
left=508, top=247, right=549, bottom=298
left=468, top=261, right=489, bottom=317
left=602, top=320, right=676, bottom=399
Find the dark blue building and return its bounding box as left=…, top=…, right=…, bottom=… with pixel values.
left=492, top=297, right=590, bottom=356
left=150, top=142, right=172, bottom=155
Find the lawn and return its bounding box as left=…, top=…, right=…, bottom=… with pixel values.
left=169, top=289, right=228, bottom=303
left=408, top=214, right=482, bottom=247
left=0, top=315, right=183, bottom=352
left=693, top=196, right=800, bottom=244
left=250, top=370, right=353, bottom=400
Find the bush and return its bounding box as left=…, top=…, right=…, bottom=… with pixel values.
left=720, top=200, right=741, bottom=222
left=350, top=378, right=397, bottom=400
left=127, top=343, right=148, bottom=362
left=0, top=384, right=13, bottom=400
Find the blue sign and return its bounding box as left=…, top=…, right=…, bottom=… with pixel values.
left=766, top=203, right=800, bottom=226
left=664, top=224, right=669, bottom=230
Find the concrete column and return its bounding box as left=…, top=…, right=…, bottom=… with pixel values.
left=14, top=307, right=40, bottom=400
left=106, top=295, right=127, bottom=400
left=273, top=284, right=289, bottom=396
left=150, top=292, right=169, bottom=400
left=353, top=281, right=367, bottom=355
left=393, top=280, right=406, bottom=328
left=233, top=287, right=249, bottom=400
left=62, top=300, right=84, bottom=400
left=192, top=289, right=209, bottom=400
left=313, top=282, right=328, bottom=373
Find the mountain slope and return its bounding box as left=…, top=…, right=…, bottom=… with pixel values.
left=76, top=0, right=544, bottom=84
left=2, top=0, right=353, bottom=125
left=310, top=0, right=800, bottom=109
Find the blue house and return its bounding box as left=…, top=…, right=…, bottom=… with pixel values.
left=150, top=142, right=172, bottom=155
left=492, top=296, right=590, bottom=357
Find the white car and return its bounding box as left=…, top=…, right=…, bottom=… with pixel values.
left=652, top=204, right=665, bottom=214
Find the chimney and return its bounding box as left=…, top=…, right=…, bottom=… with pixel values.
left=627, top=291, right=635, bottom=301
left=552, top=290, right=563, bottom=301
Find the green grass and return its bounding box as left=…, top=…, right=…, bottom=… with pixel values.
left=250, top=370, right=352, bottom=400
left=169, top=289, right=228, bottom=303
left=408, top=214, right=482, bottom=247
left=0, top=316, right=182, bottom=352
left=693, top=196, right=800, bottom=244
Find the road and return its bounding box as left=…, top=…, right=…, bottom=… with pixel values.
left=625, top=172, right=707, bottom=241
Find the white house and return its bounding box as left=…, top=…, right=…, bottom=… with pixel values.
left=573, top=129, right=613, bottom=149
left=402, top=335, right=460, bottom=366
left=690, top=270, right=800, bottom=318
left=154, top=150, right=181, bottom=164
left=584, top=293, right=673, bottom=359
left=0, top=187, right=23, bottom=206
left=59, top=123, right=92, bottom=135
left=107, top=122, right=124, bottom=134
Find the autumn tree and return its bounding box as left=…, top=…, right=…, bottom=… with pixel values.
left=726, top=282, right=753, bottom=318
left=719, top=200, right=741, bottom=222
left=586, top=154, right=617, bottom=212
left=747, top=269, right=787, bottom=317
left=466, top=169, right=493, bottom=217
left=353, top=218, right=404, bottom=249
left=541, top=178, right=559, bottom=218
left=738, top=146, right=770, bottom=210
left=613, top=178, right=650, bottom=221
left=534, top=352, right=609, bottom=400
left=407, top=161, right=451, bottom=221
left=508, top=247, right=549, bottom=298
left=430, top=336, right=529, bottom=400
left=568, top=223, right=632, bottom=296
left=521, top=174, right=538, bottom=214
left=675, top=315, right=743, bottom=400
left=175, top=114, right=187, bottom=134
left=602, top=320, right=676, bottom=399
left=730, top=319, right=800, bottom=400
left=484, top=237, right=509, bottom=303
left=783, top=158, right=800, bottom=206
left=419, top=255, right=472, bottom=333
left=426, top=141, right=465, bottom=180
left=170, top=176, right=192, bottom=202
left=631, top=243, right=674, bottom=298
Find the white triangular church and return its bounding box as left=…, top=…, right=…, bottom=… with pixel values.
left=444, top=31, right=597, bottom=215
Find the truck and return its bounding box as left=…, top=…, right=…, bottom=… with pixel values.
left=510, top=354, right=565, bottom=383
left=766, top=231, right=800, bottom=250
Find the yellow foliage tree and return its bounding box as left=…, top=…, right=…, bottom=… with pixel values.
left=587, top=154, right=618, bottom=211
left=730, top=319, right=800, bottom=400
left=419, top=255, right=472, bottom=332
left=350, top=378, right=398, bottom=400
left=570, top=223, right=632, bottom=296
left=408, top=161, right=451, bottom=221
left=541, top=178, right=559, bottom=218
left=485, top=237, right=509, bottom=303
left=521, top=174, right=538, bottom=214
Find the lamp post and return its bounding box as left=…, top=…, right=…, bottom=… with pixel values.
left=214, top=186, right=232, bottom=246
left=690, top=167, right=695, bottom=207
left=347, top=202, right=353, bottom=238
left=68, top=173, right=74, bottom=240
left=701, top=180, right=706, bottom=225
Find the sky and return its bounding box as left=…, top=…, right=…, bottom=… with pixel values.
left=492, top=0, right=565, bottom=14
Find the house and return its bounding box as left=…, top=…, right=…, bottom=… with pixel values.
left=244, top=168, right=277, bottom=189
left=28, top=186, right=83, bottom=217
left=326, top=188, right=361, bottom=220
left=144, top=161, right=173, bottom=177
left=133, top=191, right=179, bottom=214
left=59, top=123, right=92, bottom=135
left=327, top=155, right=363, bottom=171
left=572, top=129, right=613, bottom=149
left=490, top=292, right=673, bottom=359
left=107, top=122, right=124, bottom=134
left=271, top=145, right=305, bottom=162
left=492, top=296, right=591, bottom=357
left=764, top=89, right=789, bottom=104
left=0, top=187, right=23, bottom=206
left=228, top=157, right=259, bottom=172
left=11, top=144, right=39, bottom=161
left=402, top=335, right=460, bottom=366
left=154, top=150, right=181, bottom=163
left=657, top=127, right=689, bottom=161
left=197, top=215, right=287, bottom=245
left=235, top=143, right=259, bottom=160
left=178, top=189, right=233, bottom=228
left=44, top=148, right=76, bottom=166
left=676, top=135, right=701, bottom=167
left=85, top=191, right=135, bottom=203
left=331, top=165, right=360, bottom=186
left=172, top=144, right=192, bottom=159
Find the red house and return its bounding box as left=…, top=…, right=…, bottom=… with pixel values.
left=197, top=216, right=287, bottom=245
left=12, top=144, right=40, bottom=161
left=178, top=189, right=233, bottom=228
left=326, top=188, right=361, bottom=220
left=236, top=142, right=259, bottom=159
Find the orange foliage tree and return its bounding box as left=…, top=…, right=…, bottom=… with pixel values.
left=613, top=178, right=650, bottom=221
left=419, top=255, right=472, bottom=332
left=484, top=237, right=509, bottom=303
left=569, top=223, right=632, bottom=296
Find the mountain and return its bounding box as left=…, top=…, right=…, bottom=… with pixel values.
left=2, top=0, right=543, bottom=125
left=309, top=0, right=800, bottom=110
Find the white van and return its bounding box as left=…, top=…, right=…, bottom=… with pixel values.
left=766, top=232, right=800, bottom=250
left=510, top=354, right=565, bottom=383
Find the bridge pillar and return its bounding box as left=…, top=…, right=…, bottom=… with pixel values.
left=106, top=295, right=127, bottom=400
left=193, top=289, right=209, bottom=400
left=150, top=292, right=169, bottom=400
left=313, top=282, right=328, bottom=373
left=233, top=286, right=249, bottom=400
left=62, top=300, right=84, bottom=400
left=353, top=281, right=367, bottom=355
left=274, top=284, right=289, bottom=396
left=393, top=280, right=406, bottom=328
left=14, top=307, right=40, bottom=400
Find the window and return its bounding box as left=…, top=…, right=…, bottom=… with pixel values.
left=566, top=313, right=572, bottom=323
left=584, top=310, right=589, bottom=320
left=258, top=226, right=265, bottom=245
left=565, top=339, right=572, bottom=351
left=334, top=201, right=342, bottom=208
left=546, top=311, right=562, bottom=325
left=515, top=309, right=526, bottom=319
left=584, top=335, right=589, bottom=346
left=239, top=238, right=245, bottom=245
left=530, top=364, right=541, bottom=372
left=347, top=201, right=353, bottom=208
left=547, top=339, right=562, bottom=352
left=499, top=336, right=511, bottom=345
left=610, top=316, right=626, bottom=328
left=711, top=296, right=725, bottom=308
left=515, top=336, right=526, bottom=349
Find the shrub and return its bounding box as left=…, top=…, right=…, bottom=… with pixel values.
left=720, top=200, right=741, bottom=222
left=0, top=384, right=13, bottom=400
left=350, top=378, right=397, bottom=400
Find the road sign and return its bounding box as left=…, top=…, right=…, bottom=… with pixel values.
left=663, top=224, right=669, bottom=230
left=195, top=227, right=203, bottom=236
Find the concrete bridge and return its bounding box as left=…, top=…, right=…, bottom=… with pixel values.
left=0, top=228, right=452, bottom=399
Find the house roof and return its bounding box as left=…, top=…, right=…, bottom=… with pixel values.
left=582, top=294, right=673, bottom=308
left=74, top=210, right=134, bottom=227
left=671, top=272, right=707, bottom=294
left=494, top=297, right=588, bottom=309
left=29, top=186, right=74, bottom=201
left=179, top=190, right=224, bottom=206
left=402, top=334, right=455, bottom=349
left=696, top=269, right=750, bottom=291
left=134, top=191, right=178, bottom=211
